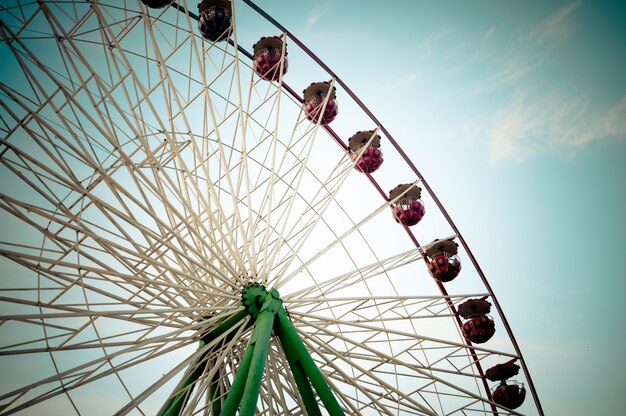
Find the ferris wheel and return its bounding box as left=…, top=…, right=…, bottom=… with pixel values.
left=0, top=1, right=543, bottom=415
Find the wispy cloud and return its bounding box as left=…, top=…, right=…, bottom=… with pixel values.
left=574, top=95, right=626, bottom=145
left=473, top=1, right=582, bottom=96
left=304, top=1, right=333, bottom=30
left=489, top=90, right=585, bottom=161
left=483, top=24, right=497, bottom=41
left=415, top=29, right=452, bottom=59
left=489, top=91, right=626, bottom=162
left=532, top=0, right=583, bottom=44
left=470, top=53, right=543, bottom=96
left=306, top=11, right=321, bottom=29
left=467, top=0, right=624, bottom=162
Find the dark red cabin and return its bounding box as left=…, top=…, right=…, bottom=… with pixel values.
left=348, top=130, right=383, bottom=173
left=389, top=184, right=425, bottom=226
left=425, top=239, right=461, bottom=282
left=198, top=0, right=232, bottom=42
left=458, top=298, right=495, bottom=344
left=486, top=362, right=527, bottom=409
left=141, top=0, right=172, bottom=8
left=493, top=382, right=526, bottom=409
left=253, top=36, right=288, bottom=81
left=303, top=82, right=338, bottom=125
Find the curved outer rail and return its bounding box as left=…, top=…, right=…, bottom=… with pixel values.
left=171, top=1, right=543, bottom=414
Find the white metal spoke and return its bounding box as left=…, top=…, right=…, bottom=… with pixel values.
left=291, top=313, right=520, bottom=415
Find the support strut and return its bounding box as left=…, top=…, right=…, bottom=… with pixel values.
left=158, top=310, right=248, bottom=416
left=161, top=284, right=343, bottom=415
left=221, top=284, right=345, bottom=416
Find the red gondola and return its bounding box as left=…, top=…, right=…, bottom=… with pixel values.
left=389, top=184, right=425, bottom=226
left=349, top=130, right=384, bottom=173
left=486, top=362, right=527, bottom=409
left=425, top=239, right=461, bottom=282
left=458, top=298, right=495, bottom=344
left=253, top=36, right=288, bottom=81
left=303, top=81, right=338, bottom=125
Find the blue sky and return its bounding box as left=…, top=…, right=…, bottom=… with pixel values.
left=262, top=0, right=626, bottom=414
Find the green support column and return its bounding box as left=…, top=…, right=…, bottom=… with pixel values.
left=159, top=355, right=206, bottom=416
left=275, top=311, right=345, bottom=416
left=202, top=310, right=250, bottom=343
left=169, top=284, right=345, bottom=416
left=219, top=340, right=256, bottom=416
left=209, top=373, right=222, bottom=415
left=221, top=292, right=278, bottom=416
left=278, top=337, right=323, bottom=416
left=159, top=310, right=247, bottom=416
left=239, top=298, right=276, bottom=415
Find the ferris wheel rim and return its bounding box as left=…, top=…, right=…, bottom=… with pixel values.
left=0, top=0, right=541, bottom=414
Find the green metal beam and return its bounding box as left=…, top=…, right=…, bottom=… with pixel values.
left=219, top=339, right=255, bottom=416
left=239, top=296, right=276, bottom=415
left=167, top=285, right=345, bottom=416
left=203, top=309, right=249, bottom=344
left=221, top=293, right=278, bottom=415
left=275, top=311, right=345, bottom=416
left=159, top=310, right=247, bottom=416
left=209, top=373, right=222, bottom=416
left=158, top=356, right=206, bottom=416
left=278, top=338, right=323, bottom=416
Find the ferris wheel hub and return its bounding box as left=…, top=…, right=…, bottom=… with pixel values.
left=241, top=282, right=281, bottom=319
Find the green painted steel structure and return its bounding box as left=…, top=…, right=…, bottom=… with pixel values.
left=160, top=284, right=345, bottom=415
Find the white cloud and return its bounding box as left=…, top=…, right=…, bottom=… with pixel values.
left=473, top=1, right=582, bottom=96
left=489, top=91, right=626, bottom=162
left=470, top=0, right=626, bottom=161
left=533, top=0, right=583, bottom=44
left=574, top=95, right=626, bottom=145
left=483, top=24, right=497, bottom=41
left=304, top=1, right=333, bottom=30
left=415, top=29, right=451, bottom=58
left=306, top=11, right=321, bottom=29
left=471, top=53, right=543, bottom=96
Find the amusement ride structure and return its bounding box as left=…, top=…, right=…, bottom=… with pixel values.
left=0, top=1, right=543, bottom=414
